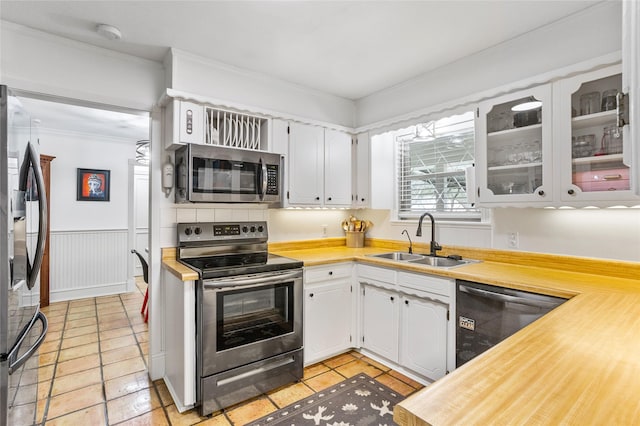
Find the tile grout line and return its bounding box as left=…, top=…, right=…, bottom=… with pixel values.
left=111, top=279, right=171, bottom=426
left=92, top=297, right=113, bottom=426
left=38, top=301, right=70, bottom=425
left=130, top=282, right=172, bottom=426
left=43, top=299, right=108, bottom=424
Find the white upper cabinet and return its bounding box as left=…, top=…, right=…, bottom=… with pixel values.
left=288, top=122, right=325, bottom=206
left=353, top=132, right=370, bottom=208
left=477, top=62, right=637, bottom=208
left=324, top=129, right=353, bottom=207
left=165, top=100, right=205, bottom=150
left=476, top=84, right=554, bottom=206
left=554, top=64, right=637, bottom=205
left=285, top=122, right=353, bottom=207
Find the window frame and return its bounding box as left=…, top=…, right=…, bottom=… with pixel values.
left=392, top=109, right=481, bottom=222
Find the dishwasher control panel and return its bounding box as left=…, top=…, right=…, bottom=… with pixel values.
left=459, top=316, right=476, bottom=331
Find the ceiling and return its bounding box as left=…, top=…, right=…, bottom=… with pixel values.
left=1, top=0, right=602, bottom=139
left=17, top=96, right=151, bottom=142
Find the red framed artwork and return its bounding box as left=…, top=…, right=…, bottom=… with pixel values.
left=77, top=168, right=110, bottom=201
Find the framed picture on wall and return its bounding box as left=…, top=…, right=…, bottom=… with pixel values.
left=77, top=168, right=110, bottom=201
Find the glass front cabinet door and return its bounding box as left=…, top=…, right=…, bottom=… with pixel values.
left=554, top=64, right=636, bottom=205
left=476, top=85, right=553, bottom=206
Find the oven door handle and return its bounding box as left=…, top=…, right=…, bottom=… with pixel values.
left=458, top=284, right=561, bottom=309
left=203, top=270, right=301, bottom=288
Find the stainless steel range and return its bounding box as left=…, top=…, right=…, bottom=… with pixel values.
left=177, top=221, right=303, bottom=416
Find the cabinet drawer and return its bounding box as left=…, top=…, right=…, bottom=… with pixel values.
left=573, top=168, right=630, bottom=192
left=357, top=264, right=396, bottom=284
left=305, top=263, right=352, bottom=284
left=398, top=272, right=453, bottom=298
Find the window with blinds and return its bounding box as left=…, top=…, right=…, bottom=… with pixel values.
left=396, top=111, right=479, bottom=220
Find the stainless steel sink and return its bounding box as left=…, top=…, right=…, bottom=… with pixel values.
left=408, top=256, right=477, bottom=268
left=367, top=251, right=479, bottom=268
left=368, top=252, right=425, bottom=261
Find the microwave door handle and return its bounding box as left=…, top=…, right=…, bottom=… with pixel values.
left=24, top=142, right=48, bottom=290
left=260, top=158, right=268, bottom=200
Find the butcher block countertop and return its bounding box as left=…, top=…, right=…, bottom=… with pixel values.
left=268, top=238, right=640, bottom=426
left=163, top=238, right=640, bottom=424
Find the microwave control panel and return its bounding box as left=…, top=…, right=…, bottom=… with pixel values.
left=265, top=164, right=279, bottom=195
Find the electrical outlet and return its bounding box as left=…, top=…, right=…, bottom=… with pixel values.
left=321, top=224, right=328, bottom=238
left=508, top=232, right=519, bottom=249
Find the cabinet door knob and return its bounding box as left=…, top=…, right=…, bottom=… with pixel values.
left=361, top=198, right=365, bottom=202
left=328, top=271, right=333, bottom=276
left=538, top=190, right=545, bottom=196
left=327, top=197, right=332, bottom=201
left=568, top=189, right=575, bottom=195
left=309, top=293, right=314, bottom=298
left=390, top=296, right=394, bottom=302
left=405, top=300, right=409, bottom=305
left=315, top=196, right=320, bottom=201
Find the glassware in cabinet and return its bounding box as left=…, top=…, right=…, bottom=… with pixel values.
left=557, top=64, right=635, bottom=203
left=477, top=85, right=553, bottom=205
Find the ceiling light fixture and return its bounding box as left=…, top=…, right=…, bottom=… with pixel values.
left=511, top=98, right=542, bottom=112
left=96, top=23, right=122, bottom=41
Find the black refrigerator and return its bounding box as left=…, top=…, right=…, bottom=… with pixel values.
left=0, top=85, right=48, bottom=426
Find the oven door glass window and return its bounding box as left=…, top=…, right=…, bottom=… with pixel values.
left=192, top=158, right=259, bottom=194
left=216, top=282, right=294, bottom=351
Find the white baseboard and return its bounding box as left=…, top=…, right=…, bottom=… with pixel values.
left=164, top=373, right=195, bottom=413
left=357, top=348, right=431, bottom=387
left=127, top=277, right=137, bottom=292
left=50, top=281, right=129, bottom=303
left=149, top=351, right=165, bottom=381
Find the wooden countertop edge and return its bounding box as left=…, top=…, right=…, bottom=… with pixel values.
left=161, top=247, right=199, bottom=281
left=162, top=242, right=640, bottom=297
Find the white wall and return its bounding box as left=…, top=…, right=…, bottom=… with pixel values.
left=355, top=1, right=622, bottom=128
left=0, top=21, right=164, bottom=111
left=268, top=209, right=350, bottom=242
left=167, top=49, right=356, bottom=128
left=36, top=128, right=139, bottom=300
left=39, top=130, right=136, bottom=231
left=492, top=208, right=640, bottom=261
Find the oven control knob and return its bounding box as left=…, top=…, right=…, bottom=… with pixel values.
left=242, top=226, right=249, bottom=233
left=184, top=227, right=193, bottom=236
left=257, top=225, right=264, bottom=233
left=194, top=227, right=202, bottom=235
left=250, top=226, right=256, bottom=233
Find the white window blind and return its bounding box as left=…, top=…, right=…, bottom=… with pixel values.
left=396, top=111, right=479, bottom=220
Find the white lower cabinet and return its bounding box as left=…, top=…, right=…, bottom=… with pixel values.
left=400, top=294, right=448, bottom=380
left=304, top=263, right=353, bottom=365
left=361, top=284, right=400, bottom=362
left=358, top=265, right=453, bottom=382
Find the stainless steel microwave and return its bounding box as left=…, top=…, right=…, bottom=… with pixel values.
left=175, top=144, right=283, bottom=205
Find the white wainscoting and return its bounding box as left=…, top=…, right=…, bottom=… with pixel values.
left=49, top=229, right=129, bottom=302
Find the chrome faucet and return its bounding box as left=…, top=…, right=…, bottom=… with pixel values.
left=416, top=212, right=442, bottom=257
left=401, top=229, right=413, bottom=254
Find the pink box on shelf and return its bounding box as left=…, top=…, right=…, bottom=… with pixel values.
left=573, top=168, right=630, bottom=192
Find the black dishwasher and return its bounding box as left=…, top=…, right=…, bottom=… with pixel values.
left=456, top=280, right=566, bottom=367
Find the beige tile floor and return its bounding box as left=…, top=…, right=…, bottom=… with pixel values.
left=13, top=278, right=424, bottom=425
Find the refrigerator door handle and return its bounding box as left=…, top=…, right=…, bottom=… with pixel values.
left=20, top=142, right=48, bottom=290
left=7, top=311, right=48, bottom=374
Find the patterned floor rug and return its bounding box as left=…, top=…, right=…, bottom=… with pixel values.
left=248, top=374, right=403, bottom=426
